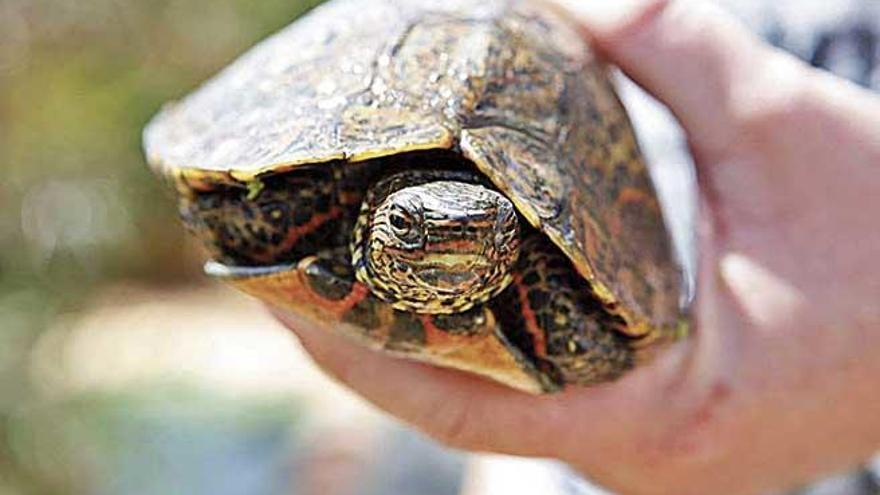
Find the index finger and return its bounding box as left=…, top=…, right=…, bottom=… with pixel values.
left=556, top=0, right=807, bottom=163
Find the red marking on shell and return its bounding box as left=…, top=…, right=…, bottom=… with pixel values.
left=251, top=206, right=344, bottom=264
left=320, top=281, right=371, bottom=319
left=419, top=314, right=445, bottom=345
left=283, top=205, right=343, bottom=250
left=513, top=272, right=547, bottom=358
left=418, top=314, right=473, bottom=348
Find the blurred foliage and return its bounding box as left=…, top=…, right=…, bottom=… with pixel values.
left=1, top=0, right=324, bottom=292
left=0, top=0, right=323, bottom=491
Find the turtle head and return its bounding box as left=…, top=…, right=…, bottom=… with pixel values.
left=354, top=178, right=520, bottom=314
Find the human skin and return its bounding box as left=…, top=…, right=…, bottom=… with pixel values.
left=272, top=1, right=880, bottom=493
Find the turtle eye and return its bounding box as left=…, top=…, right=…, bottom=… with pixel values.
left=390, top=212, right=411, bottom=232
left=387, top=206, right=422, bottom=245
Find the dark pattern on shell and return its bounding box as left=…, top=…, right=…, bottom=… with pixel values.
left=179, top=164, right=368, bottom=267
left=387, top=311, right=428, bottom=352
left=432, top=306, right=490, bottom=336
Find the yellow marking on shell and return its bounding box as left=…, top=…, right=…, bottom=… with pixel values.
left=345, top=132, right=455, bottom=163
left=227, top=155, right=343, bottom=183
left=419, top=252, right=486, bottom=268
left=170, top=132, right=454, bottom=188
left=623, top=320, right=652, bottom=338
left=631, top=317, right=689, bottom=361
left=676, top=318, right=690, bottom=338
left=246, top=179, right=265, bottom=200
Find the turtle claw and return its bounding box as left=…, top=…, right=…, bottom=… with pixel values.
left=298, top=254, right=356, bottom=302
left=203, top=260, right=297, bottom=279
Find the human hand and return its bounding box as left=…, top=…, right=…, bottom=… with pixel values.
left=274, top=1, right=880, bottom=493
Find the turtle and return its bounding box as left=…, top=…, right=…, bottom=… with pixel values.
left=143, top=0, right=686, bottom=393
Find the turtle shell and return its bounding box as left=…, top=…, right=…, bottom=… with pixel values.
left=144, top=0, right=684, bottom=388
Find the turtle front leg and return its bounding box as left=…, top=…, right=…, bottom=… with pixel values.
left=492, top=235, right=636, bottom=388
left=206, top=248, right=557, bottom=393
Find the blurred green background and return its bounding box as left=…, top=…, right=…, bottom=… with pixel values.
left=0, top=1, right=376, bottom=493
left=0, top=0, right=322, bottom=303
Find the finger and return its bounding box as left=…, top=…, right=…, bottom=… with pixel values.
left=272, top=307, right=566, bottom=456
left=558, top=0, right=810, bottom=162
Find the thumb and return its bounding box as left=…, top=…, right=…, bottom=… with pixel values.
left=559, top=0, right=806, bottom=162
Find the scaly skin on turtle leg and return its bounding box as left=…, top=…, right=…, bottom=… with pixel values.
left=207, top=248, right=558, bottom=393
left=491, top=234, right=635, bottom=387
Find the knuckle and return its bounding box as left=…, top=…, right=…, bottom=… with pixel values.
left=602, top=0, right=673, bottom=46
left=694, top=52, right=815, bottom=164
left=729, top=57, right=815, bottom=150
